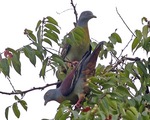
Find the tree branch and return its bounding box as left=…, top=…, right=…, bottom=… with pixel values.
left=118, top=35, right=134, bottom=58
left=70, top=0, right=78, bottom=24
left=116, top=7, right=136, bottom=37
left=0, top=81, right=61, bottom=95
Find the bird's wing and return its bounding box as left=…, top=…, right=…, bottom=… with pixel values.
left=61, top=41, right=104, bottom=96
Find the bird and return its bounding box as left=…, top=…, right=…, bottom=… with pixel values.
left=61, top=10, right=96, bottom=62
left=44, top=41, right=104, bottom=106
left=56, top=11, right=96, bottom=87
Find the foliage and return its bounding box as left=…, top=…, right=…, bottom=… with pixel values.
left=52, top=21, right=150, bottom=120
left=0, top=12, right=150, bottom=120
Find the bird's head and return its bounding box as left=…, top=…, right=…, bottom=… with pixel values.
left=44, top=89, right=58, bottom=105
left=77, top=11, right=96, bottom=26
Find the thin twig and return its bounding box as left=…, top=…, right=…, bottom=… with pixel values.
left=44, top=47, right=59, bottom=53
left=0, top=81, right=61, bottom=95
left=118, top=35, right=134, bottom=58
left=70, top=0, right=78, bottom=24
left=56, top=8, right=72, bottom=15
left=7, top=77, right=16, bottom=92
left=116, top=7, right=136, bottom=37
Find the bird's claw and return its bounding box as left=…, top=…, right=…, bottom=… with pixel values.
left=67, top=61, right=79, bottom=68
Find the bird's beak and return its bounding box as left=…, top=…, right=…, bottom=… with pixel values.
left=92, top=15, right=97, bottom=18
left=44, top=101, right=47, bottom=106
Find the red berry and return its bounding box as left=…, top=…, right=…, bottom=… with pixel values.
left=82, top=106, right=91, bottom=112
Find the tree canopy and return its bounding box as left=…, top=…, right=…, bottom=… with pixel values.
left=0, top=2, right=150, bottom=120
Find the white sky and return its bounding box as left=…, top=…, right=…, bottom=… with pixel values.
left=0, top=0, right=150, bottom=120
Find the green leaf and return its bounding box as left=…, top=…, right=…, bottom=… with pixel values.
left=44, top=29, right=59, bottom=39
left=106, top=42, right=114, bottom=51
left=46, top=16, right=58, bottom=26
left=12, top=53, right=21, bottom=75
left=125, top=63, right=134, bottom=73
left=45, top=23, right=60, bottom=34
left=129, top=107, right=138, bottom=116
left=37, top=26, right=42, bottom=51
left=132, top=37, right=140, bottom=51
left=136, top=61, right=147, bottom=76
left=0, top=58, right=10, bottom=77
left=40, top=57, right=48, bottom=79
left=99, top=99, right=109, bottom=115
left=5, top=107, right=10, bottom=120
left=51, top=54, right=65, bottom=67
left=127, top=80, right=137, bottom=92
left=125, top=109, right=137, bottom=120
left=109, top=33, right=122, bottom=44
left=55, top=108, right=63, bottom=119
left=43, top=38, right=52, bottom=46
left=34, top=49, right=44, bottom=61
left=12, top=103, right=20, bottom=118
left=116, top=86, right=131, bottom=96
left=91, top=42, right=97, bottom=50
left=23, top=45, right=36, bottom=66
left=142, top=25, right=148, bottom=39
left=44, top=31, right=59, bottom=43
left=35, top=20, right=41, bottom=31
left=107, top=98, right=117, bottom=110
left=59, top=112, right=70, bottom=120
left=143, top=93, right=150, bottom=102
left=28, top=32, right=36, bottom=42
left=6, top=48, right=17, bottom=54
left=19, top=100, right=28, bottom=111
left=14, top=95, right=20, bottom=101
left=135, top=30, right=142, bottom=40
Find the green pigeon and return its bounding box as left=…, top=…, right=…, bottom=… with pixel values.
left=44, top=41, right=104, bottom=106
left=56, top=11, right=96, bottom=87
left=61, top=10, right=96, bottom=62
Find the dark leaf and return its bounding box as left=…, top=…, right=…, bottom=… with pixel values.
left=39, top=57, right=48, bottom=79
left=19, top=100, right=28, bottom=111
left=12, top=103, right=20, bottom=118
left=14, top=95, right=20, bottom=101
left=136, top=61, right=147, bottom=76
left=23, top=45, right=36, bottom=66
left=12, top=53, right=21, bottom=75
left=35, top=20, right=41, bottom=31
left=46, top=16, right=58, bottom=26
left=0, top=58, right=10, bottom=77
left=116, top=86, right=131, bottom=96
left=125, top=63, right=134, bottom=73
left=28, top=32, right=36, bottom=42
left=43, top=38, right=52, bottom=46
left=51, top=54, right=65, bottom=67
left=34, top=49, right=44, bottom=61
left=5, top=107, right=10, bottom=120
left=143, top=94, right=150, bottom=102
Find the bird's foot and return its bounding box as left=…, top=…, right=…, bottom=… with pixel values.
left=67, top=61, right=79, bottom=68
left=75, top=99, right=82, bottom=109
